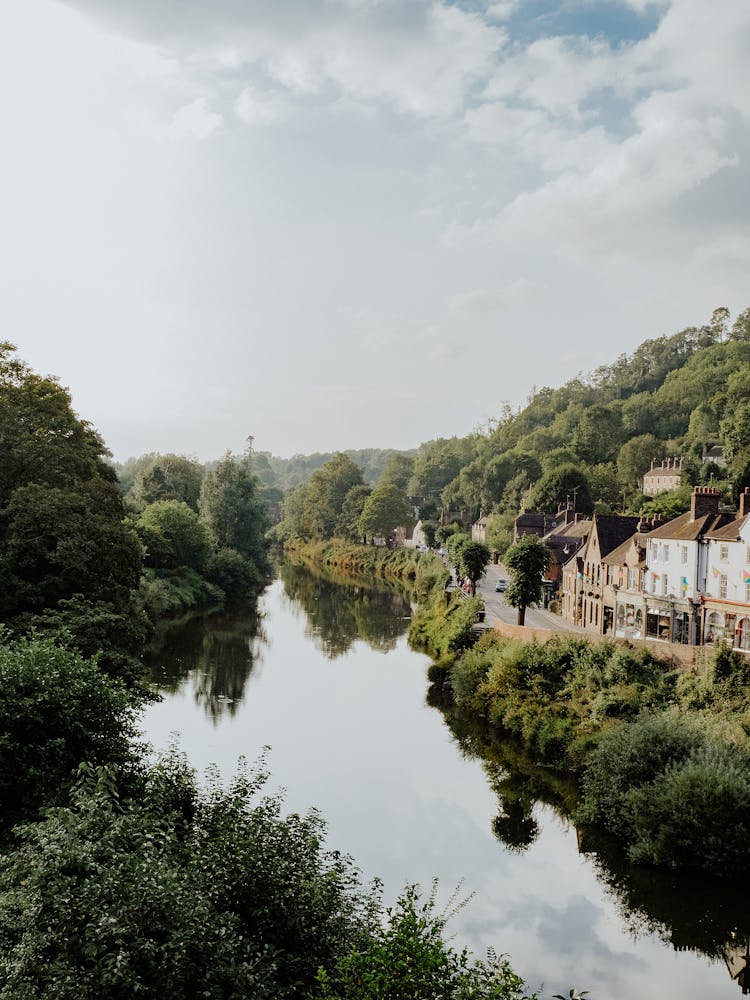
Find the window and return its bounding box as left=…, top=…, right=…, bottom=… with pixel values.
left=720, top=544, right=729, bottom=562
left=681, top=546, right=688, bottom=565
left=745, top=582, right=750, bottom=604
left=661, top=574, right=668, bottom=596
left=663, top=544, right=670, bottom=561
left=720, top=574, right=728, bottom=599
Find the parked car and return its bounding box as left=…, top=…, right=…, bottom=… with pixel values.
left=495, top=579, right=507, bottom=592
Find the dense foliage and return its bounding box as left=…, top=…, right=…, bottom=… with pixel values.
left=0, top=634, right=140, bottom=835
left=431, top=625, right=750, bottom=875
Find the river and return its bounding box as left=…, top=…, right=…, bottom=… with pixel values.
left=141, top=563, right=749, bottom=1000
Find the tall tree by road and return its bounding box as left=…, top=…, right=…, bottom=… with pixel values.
left=504, top=535, right=550, bottom=626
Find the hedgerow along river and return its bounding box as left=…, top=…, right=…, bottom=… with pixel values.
left=140, top=562, right=749, bottom=1000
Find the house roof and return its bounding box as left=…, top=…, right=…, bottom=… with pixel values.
left=645, top=510, right=735, bottom=541
left=546, top=518, right=591, bottom=540
left=592, top=515, right=640, bottom=557
left=704, top=513, right=750, bottom=541
left=603, top=532, right=647, bottom=567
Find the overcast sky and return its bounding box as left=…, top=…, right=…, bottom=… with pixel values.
left=2, top=1, right=748, bottom=461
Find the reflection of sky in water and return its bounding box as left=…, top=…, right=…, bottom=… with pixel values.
left=140, top=579, right=739, bottom=1000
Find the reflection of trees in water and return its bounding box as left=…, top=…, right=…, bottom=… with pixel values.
left=428, top=683, right=750, bottom=986
left=144, top=603, right=266, bottom=724
left=278, top=560, right=411, bottom=659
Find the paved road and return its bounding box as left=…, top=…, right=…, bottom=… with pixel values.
left=475, top=561, right=587, bottom=634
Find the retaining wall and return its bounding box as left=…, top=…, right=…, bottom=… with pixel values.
left=491, top=618, right=710, bottom=670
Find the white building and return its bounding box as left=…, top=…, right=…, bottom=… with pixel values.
left=701, top=489, right=750, bottom=649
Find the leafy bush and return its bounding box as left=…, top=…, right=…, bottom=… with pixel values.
left=205, top=547, right=261, bottom=601
left=315, top=884, right=538, bottom=1000
left=577, top=712, right=706, bottom=839
left=625, top=742, right=750, bottom=873
left=0, top=755, right=374, bottom=1000
left=0, top=634, right=139, bottom=834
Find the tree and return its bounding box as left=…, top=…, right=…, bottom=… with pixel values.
left=455, top=540, right=491, bottom=595
left=378, top=453, right=415, bottom=492
left=617, top=435, right=666, bottom=490
left=525, top=465, right=593, bottom=515
left=136, top=500, right=212, bottom=572
left=359, top=483, right=413, bottom=543
left=504, top=535, right=550, bottom=625
left=306, top=454, right=366, bottom=538
left=199, top=453, right=269, bottom=573
left=132, top=454, right=204, bottom=511
left=336, top=484, right=372, bottom=541
left=0, top=344, right=142, bottom=625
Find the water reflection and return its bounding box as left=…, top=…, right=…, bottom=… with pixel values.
left=278, top=559, right=412, bottom=658
left=429, top=684, right=750, bottom=993
left=145, top=604, right=266, bottom=723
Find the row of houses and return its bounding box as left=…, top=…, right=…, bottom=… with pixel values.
left=516, top=486, right=750, bottom=651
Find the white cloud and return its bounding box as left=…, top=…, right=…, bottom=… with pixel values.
left=171, top=97, right=223, bottom=139
left=235, top=86, right=286, bottom=125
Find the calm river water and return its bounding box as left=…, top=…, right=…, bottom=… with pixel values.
left=141, top=563, right=749, bottom=1000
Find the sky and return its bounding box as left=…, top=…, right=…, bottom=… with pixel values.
left=1, top=0, right=749, bottom=461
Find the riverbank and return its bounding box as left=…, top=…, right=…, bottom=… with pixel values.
left=421, top=605, right=750, bottom=876
left=281, top=538, right=449, bottom=599
left=289, top=546, right=750, bottom=879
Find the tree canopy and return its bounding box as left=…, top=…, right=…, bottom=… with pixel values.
left=504, top=535, right=550, bottom=626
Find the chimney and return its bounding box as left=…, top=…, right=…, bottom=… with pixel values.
left=690, top=486, right=720, bottom=521
left=740, top=488, right=750, bottom=518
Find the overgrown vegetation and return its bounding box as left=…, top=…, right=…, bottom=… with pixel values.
left=430, top=626, right=750, bottom=875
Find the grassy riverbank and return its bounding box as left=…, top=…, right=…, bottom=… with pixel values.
left=282, top=539, right=449, bottom=599
left=415, top=593, right=750, bottom=876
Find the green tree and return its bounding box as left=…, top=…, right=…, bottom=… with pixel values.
left=132, top=454, right=204, bottom=510
left=199, top=453, right=269, bottom=572
left=617, top=435, right=666, bottom=490
left=0, top=344, right=142, bottom=626
left=526, top=465, right=593, bottom=515
left=306, top=454, right=366, bottom=538
left=378, top=453, right=415, bottom=492
left=359, top=484, right=413, bottom=542
left=137, top=500, right=212, bottom=571
left=455, top=540, right=491, bottom=595
left=504, top=535, right=550, bottom=625
left=336, top=484, right=372, bottom=541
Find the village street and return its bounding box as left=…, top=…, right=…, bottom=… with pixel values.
left=475, top=560, right=586, bottom=634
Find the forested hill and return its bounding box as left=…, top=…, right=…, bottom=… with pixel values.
left=404, top=306, right=750, bottom=542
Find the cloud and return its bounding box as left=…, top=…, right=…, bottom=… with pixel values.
left=450, top=279, right=540, bottom=316
left=235, top=86, right=286, bottom=125
left=171, top=97, right=223, bottom=139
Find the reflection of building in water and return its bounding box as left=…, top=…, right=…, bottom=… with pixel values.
left=724, top=938, right=750, bottom=994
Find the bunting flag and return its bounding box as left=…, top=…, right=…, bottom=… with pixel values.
left=744, top=570, right=750, bottom=584
left=712, top=566, right=720, bottom=578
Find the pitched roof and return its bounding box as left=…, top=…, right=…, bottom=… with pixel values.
left=593, top=515, right=640, bottom=557
left=645, top=510, right=735, bottom=540
left=546, top=518, right=592, bottom=540
left=603, top=532, right=647, bottom=566
left=704, top=513, right=750, bottom=541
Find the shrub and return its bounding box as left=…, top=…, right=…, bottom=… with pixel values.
left=625, top=742, right=750, bottom=873
left=0, top=755, right=375, bottom=1000
left=315, top=884, right=538, bottom=1000
left=205, top=547, right=261, bottom=601
left=577, top=712, right=705, bottom=839
left=0, top=634, right=139, bottom=834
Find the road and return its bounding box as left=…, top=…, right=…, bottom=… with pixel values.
left=475, top=561, right=587, bottom=633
